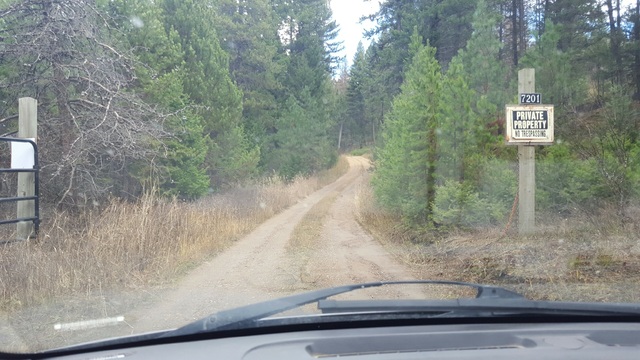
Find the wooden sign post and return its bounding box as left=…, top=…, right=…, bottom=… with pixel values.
left=505, top=69, right=554, bottom=235
left=518, top=69, right=536, bottom=234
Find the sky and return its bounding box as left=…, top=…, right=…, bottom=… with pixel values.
left=329, top=0, right=380, bottom=68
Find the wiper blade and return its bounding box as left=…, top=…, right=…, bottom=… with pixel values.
left=161, top=280, right=523, bottom=337
left=318, top=298, right=640, bottom=317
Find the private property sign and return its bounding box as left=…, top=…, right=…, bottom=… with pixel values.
left=505, top=105, right=554, bottom=145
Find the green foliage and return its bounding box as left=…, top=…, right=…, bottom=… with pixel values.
left=433, top=181, right=506, bottom=228
left=373, top=44, right=441, bottom=225
left=581, top=86, right=640, bottom=209
left=211, top=0, right=283, bottom=154
left=160, top=0, right=259, bottom=188
left=4, top=0, right=640, bottom=213
left=477, top=159, right=517, bottom=212
left=344, top=42, right=369, bottom=148
left=544, top=0, right=603, bottom=52
left=264, top=93, right=336, bottom=180
left=162, top=115, right=210, bottom=199
left=105, top=0, right=209, bottom=198
left=520, top=22, right=589, bottom=113
left=261, top=0, right=340, bottom=179
left=537, top=144, right=603, bottom=214
left=144, top=71, right=210, bottom=199
left=459, top=0, right=513, bottom=114
left=350, top=148, right=372, bottom=157
left=437, top=56, right=485, bottom=184
left=369, top=0, right=477, bottom=66
left=107, top=0, right=262, bottom=194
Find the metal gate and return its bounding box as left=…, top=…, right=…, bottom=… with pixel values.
left=0, top=137, right=40, bottom=239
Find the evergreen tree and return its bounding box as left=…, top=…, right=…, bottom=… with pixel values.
left=361, top=41, right=393, bottom=146
left=0, top=0, right=166, bottom=202
left=521, top=21, right=589, bottom=140
left=263, top=0, right=340, bottom=177
left=212, top=0, right=283, bottom=155
left=145, top=72, right=210, bottom=198
left=373, top=43, right=441, bottom=225
left=106, top=0, right=211, bottom=198
left=161, top=0, right=259, bottom=187
left=345, top=42, right=369, bottom=148
left=460, top=0, right=512, bottom=112
left=457, top=0, right=514, bottom=151
left=438, top=56, right=480, bottom=184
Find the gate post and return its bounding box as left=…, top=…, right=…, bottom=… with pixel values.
left=17, top=97, right=37, bottom=240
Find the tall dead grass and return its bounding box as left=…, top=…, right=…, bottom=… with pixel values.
left=0, top=156, right=350, bottom=309
left=355, top=175, right=640, bottom=303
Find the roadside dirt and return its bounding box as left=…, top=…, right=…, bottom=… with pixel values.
left=5, top=156, right=422, bottom=351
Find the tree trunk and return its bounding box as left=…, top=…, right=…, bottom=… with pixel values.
left=636, top=0, right=640, bottom=97
left=426, top=126, right=437, bottom=224
left=499, top=2, right=504, bottom=60
left=606, top=0, right=624, bottom=83
left=519, top=0, right=526, bottom=53
left=512, top=0, right=518, bottom=67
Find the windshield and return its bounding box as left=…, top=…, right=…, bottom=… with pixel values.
left=0, top=0, right=639, bottom=354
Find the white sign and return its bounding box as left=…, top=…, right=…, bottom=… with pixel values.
left=10, top=139, right=36, bottom=169
left=505, top=105, right=554, bottom=145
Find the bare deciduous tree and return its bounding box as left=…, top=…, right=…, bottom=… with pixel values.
left=0, top=0, right=167, bottom=206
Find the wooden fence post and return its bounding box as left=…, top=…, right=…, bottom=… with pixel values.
left=17, top=97, right=37, bottom=240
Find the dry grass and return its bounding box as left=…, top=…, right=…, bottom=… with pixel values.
left=0, top=156, right=350, bottom=310
left=288, top=194, right=338, bottom=252
left=286, top=157, right=352, bottom=283
left=287, top=193, right=339, bottom=284
left=355, top=175, right=640, bottom=303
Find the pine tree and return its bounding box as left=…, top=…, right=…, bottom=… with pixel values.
left=145, top=72, right=210, bottom=199
left=212, top=0, right=283, bottom=156
left=161, top=0, right=259, bottom=187
left=345, top=42, right=368, bottom=148
left=521, top=22, right=588, bottom=117
left=457, top=0, right=514, bottom=152
left=106, top=0, right=210, bottom=198
left=460, top=0, right=512, bottom=111
left=263, top=0, right=340, bottom=177
left=438, top=56, right=480, bottom=184
left=373, top=43, right=441, bottom=225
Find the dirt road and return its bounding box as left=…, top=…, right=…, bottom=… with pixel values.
left=7, top=156, right=420, bottom=350
left=129, top=156, right=420, bottom=333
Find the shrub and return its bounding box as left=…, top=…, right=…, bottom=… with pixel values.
left=537, top=143, right=603, bottom=214
left=433, top=180, right=506, bottom=227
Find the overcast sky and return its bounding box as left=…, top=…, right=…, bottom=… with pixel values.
left=330, top=0, right=379, bottom=68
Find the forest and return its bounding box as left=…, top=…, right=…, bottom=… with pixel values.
left=1, top=0, right=639, bottom=230
left=0, top=0, right=342, bottom=205
left=359, top=0, right=640, bottom=229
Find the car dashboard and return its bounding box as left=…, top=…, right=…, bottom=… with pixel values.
left=45, top=322, right=640, bottom=360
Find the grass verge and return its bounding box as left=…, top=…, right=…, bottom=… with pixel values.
left=354, top=174, right=640, bottom=303
left=0, top=156, right=350, bottom=310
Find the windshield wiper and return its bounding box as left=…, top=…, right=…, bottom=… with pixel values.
left=161, top=280, right=524, bottom=337
left=317, top=298, right=640, bottom=318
